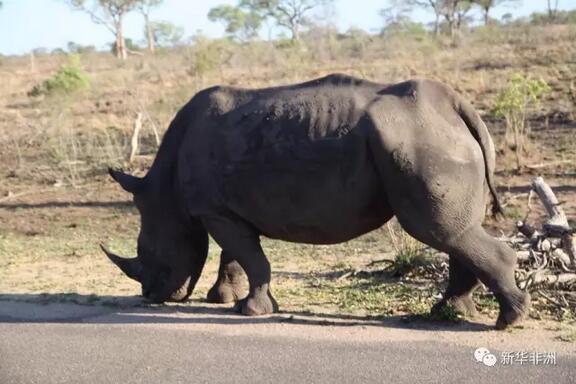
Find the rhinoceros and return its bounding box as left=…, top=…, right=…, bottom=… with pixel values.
left=102, top=74, right=530, bottom=329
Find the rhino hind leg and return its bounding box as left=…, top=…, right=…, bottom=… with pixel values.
left=206, top=251, right=246, bottom=304
left=382, top=179, right=529, bottom=328
left=431, top=256, right=479, bottom=318
left=447, top=226, right=530, bottom=329
left=402, top=219, right=529, bottom=329
left=203, top=216, right=278, bottom=316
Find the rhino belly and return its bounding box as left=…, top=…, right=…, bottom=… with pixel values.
left=220, top=139, right=392, bottom=244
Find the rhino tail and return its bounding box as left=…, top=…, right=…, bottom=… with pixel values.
left=455, top=95, right=504, bottom=219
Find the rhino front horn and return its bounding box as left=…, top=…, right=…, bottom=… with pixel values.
left=100, top=244, right=143, bottom=282
left=108, top=168, right=144, bottom=194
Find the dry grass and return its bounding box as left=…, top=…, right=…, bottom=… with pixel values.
left=0, top=23, right=575, bottom=331
left=1, top=23, right=575, bottom=188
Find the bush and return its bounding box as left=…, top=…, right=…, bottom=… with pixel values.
left=386, top=220, right=426, bottom=277
left=29, top=55, right=90, bottom=97
left=189, top=37, right=232, bottom=80
left=530, top=10, right=576, bottom=25
left=381, top=21, right=427, bottom=40
left=491, top=73, right=550, bottom=169
left=67, top=42, right=96, bottom=54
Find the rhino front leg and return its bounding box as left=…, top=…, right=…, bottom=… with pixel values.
left=203, top=216, right=278, bottom=316
left=206, top=251, right=246, bottom=304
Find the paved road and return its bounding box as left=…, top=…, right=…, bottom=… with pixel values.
left=0, top=301, right=574, bottom=384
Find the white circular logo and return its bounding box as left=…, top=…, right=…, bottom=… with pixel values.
left=474, top=347, right=490, bottom=363
left=474, top=347, right=497, bottom=367
left=482, top=353, right=497, bottom=367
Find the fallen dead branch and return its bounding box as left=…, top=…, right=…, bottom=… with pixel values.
left=510, top=176, right=575, bottom=316
left=529, top=273, right=576, bottom=287
left=524, top=160, right=572, bottom=170
left=129, top=112, right=143, bottom=164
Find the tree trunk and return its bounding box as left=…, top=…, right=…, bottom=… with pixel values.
left=433, top=13, right=440, bottom=36
left=547, top=0, right=558, bottom=21
left=448, top=18, right=455, bottom=40
left=144, top=14, right=155, bottom=54
left=115, top=19, right=127, bottom=60
left=483, top=9, right=489, bottom=25
left=291, top=24, right=300, bottom=41
left=129, top=113, right=143, bottom=164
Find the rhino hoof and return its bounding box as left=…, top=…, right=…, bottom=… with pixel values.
left=233, top=293, right=278, bottom=316
left=432, top=296, right=478, bottom=319
left=206, top=282, right=243, bottom=304
left=495, top=291, right=531, bottom=330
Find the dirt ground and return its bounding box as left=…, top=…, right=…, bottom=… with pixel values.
left=0, top=154, right=575, bottom=343
left=0, top=24, right=575, bottom=344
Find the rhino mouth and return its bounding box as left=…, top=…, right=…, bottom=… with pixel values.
left=143, top=272, right=192, bottom=303
left=100, top=245, right=196, bottom=303
left=156, top=275, right=192, bottom=302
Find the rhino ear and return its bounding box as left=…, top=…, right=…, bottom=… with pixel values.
left=108, top=168, right=144, bottom=194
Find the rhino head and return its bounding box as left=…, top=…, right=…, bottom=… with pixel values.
left=103, top=168, right=208, bottom=303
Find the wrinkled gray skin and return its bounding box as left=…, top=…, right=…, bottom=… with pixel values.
left=104, top=74, right=530, bottom=329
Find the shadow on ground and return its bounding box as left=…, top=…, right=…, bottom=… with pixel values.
left=0, top=293, right=494, bottom=332
left=0, top=201, right=133, bottom=210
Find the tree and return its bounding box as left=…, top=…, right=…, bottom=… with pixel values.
left=137, top=0, right=163, bottom=54
left=150, top=21, right=185, bottom=47
left=501, top=12, right=513, bottom=24
left=208, top=4, right=263, bottom=42
left=453, top=0, right=472, bottom=32
left=407, top=0, right=443, bottom=36
left=68, top=0, right=138, bottom=60
left=435, top=0, right=472, bottom=40
left=547, top=0, right=559, bottom=21
left=255, top=0, right=333, bottom=41
left=408, top=0, right=476, bottom=38
left=473, top=0, right=519, bottom=25
left=379, top=1, right=427, bottom=37
left=380, top=0, right=412, bottom=30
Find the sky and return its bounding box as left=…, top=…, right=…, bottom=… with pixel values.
left=0, top=0, right=575, bottom=55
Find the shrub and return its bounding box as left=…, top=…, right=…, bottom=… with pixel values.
left=491, top=73, right=550, bottom=169
left=67, top=42, right=96, bottom=54
left=386, top=220, right=426, bottom=277
left=189, top=36, right=232, bottom=81
left=29, top=55, right=90, bottom=97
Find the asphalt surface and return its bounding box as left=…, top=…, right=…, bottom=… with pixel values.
left=0, top=301, right=574, bottom=384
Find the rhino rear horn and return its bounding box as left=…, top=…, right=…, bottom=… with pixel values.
left=108, top=168, right=144, bottom=194
left=100, top=244, right=143, bottom=282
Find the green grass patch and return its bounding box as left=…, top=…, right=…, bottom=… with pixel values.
left=424, top=303, right=463, bottom=323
